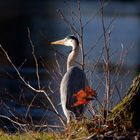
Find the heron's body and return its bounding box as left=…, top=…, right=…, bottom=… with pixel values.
left=60, top=66, right=86, bottom=123
left=50, top=35, right=86, bottom=123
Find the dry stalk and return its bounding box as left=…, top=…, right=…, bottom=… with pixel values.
left=100, top=0, right=110, bottom=118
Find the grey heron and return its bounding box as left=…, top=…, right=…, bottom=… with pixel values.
left=50, top=35, right=87, bottom=123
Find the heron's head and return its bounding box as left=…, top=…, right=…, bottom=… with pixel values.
left=50, top=35, right=79, bottom=48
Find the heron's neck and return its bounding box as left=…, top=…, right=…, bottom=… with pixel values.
left=67, top=45, right=79, bottom=71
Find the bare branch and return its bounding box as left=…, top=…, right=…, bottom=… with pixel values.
left=18, top=59, right=27, bottom=70
left=25, top=93, right=38, bottom=118
left=85, top=18, right=115, bottom=57
left=57, top=9, right=79, bottom=35
left=0, top=114, right=26, bottom=128
left=100, top=0, right=110, bottom=117
left=0, top=45, right=65, bottom=126
left=27, top=28, right=41, bottom=90
left=77, top=0, right=85, bottom=70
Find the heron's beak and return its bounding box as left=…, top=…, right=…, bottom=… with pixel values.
left=49, top=39, right=65, bottom=45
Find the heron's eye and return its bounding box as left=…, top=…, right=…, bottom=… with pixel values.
left=66, top=39, right=72, bottom=43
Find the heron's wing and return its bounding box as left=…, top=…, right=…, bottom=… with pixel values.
left=60, top=67, right=86, bottom=115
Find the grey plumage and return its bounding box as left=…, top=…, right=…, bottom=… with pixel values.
left=60, top=66, right=86, bottom=117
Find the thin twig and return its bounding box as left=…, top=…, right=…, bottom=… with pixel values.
left=27, top=28, right=41, bottom=90
left=0, top=115, right=26, bottom=127
left=54, top=53, right=63, bottom=78
left=77, top=0, right=85, bottom=70
left=100, top=0, right=110, bottom=117
left=18, top=59, right=27, bottom=70
left=85, top=18, right=115, bottom=57
left=25, top=93, right=38, bottom=118
left=57, top=9, right=79, bottom=36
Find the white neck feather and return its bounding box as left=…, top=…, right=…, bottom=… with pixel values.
left=67, top=46, right=79, bottom=71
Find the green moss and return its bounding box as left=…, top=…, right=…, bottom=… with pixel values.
left=108, top=73, right=140, bottom=131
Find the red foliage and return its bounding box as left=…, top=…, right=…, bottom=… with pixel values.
left=85, top=86, right=96, bottom=99
left=72, top=89, right=89, bottom=107
left=71, top=86, right=96, bottom=107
